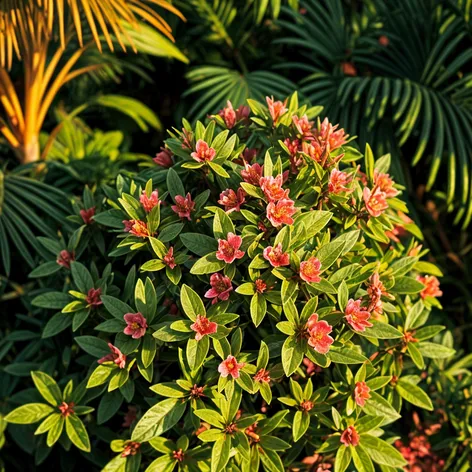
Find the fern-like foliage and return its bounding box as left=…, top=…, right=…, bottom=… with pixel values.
left=279, top=0, right=472, bottom=227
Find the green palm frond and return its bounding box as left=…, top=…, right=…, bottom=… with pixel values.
left=279, top=0, right=472, bottom=227
left=0, top=169, right=73, bottom=276
left=183, top=66, right=297, bottom=121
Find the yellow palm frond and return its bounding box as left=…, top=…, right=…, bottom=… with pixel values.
left=0, top=0, right=185, bottom=67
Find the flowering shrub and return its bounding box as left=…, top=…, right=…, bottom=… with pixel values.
left=2, top=93, right=454, bottom=471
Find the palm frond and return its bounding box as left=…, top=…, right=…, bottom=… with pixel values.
left=280, top=0, right=472, bottom=227
left=183, top=66, right=297, bottom=121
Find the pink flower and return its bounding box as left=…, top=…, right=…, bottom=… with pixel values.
left=329, top=169, right=353, bottom=194
left=121, top=441, right=141, bottom=458
left=86, top=288, right=102, bottom=307
left=267, top=198, right=296, bottom=227
left=367, top=273, right=389, bottom=314
left=80, top=207, right=95, bottom=225
left=363, top=187, right=389, bottom=217
left=284, top=138, right=300, bottom=157
left=163, top=247, right=176, bottom=269
left=205, top=273, right=233, bottom=303
left=191, top=139, right=216, bottom=162
left=292, top=114, right=314, bottom=136
left=58, top=402, right=75, bottom=418
left=374, top=171, right=399, bottom=198
left=218, top=188, right=245, bottom=213
left=98, top=343, right=127, bottom=369
left=254, top=368, right=271, bottom=383
left=216, top=232, right=245, bottom=264
left=122, top=406, right=137, bottom=427
left=314, top=118, right=348, bottom=151
left=218, top=355, right=245, bottom=379
left=56, top=250, right=75, bottom=269
left=242, top=148, right=257, bottom=163
left=172, top=193, right=195, bottom=221
left=354, top=381, right=371, bottom=407
left=260, top=175, right=289, bottom=202
left=266, top=96, right=287, bottom=124
left=340, top=425, right=360, bottom=446
left=306, top=314, right=334, bottom=354
left=123, top=220, right=151, bottom=238
left=140, top=190, right=159, bottom=213
left=417, top=275, right=442, bottom=299
left=123, top=312, right=148, bottom=339
left=181, top=129, right=193, bottom=149
left=241, top=162, right=263, bottom=186
left=255, top=279, right=267, bottom=293
left=153, top=147, right=173, bottom=167
left=218, top=100, right=250, bottom=128
left=302, top=140, right=324, bottom=163
left=263, top=244, right=290, bottom=267
left=190, top=314, right=218, bottom=341
left=379, top=35, right=389, bottom=46
left=300, top=257, right=322, bottom=284
left=342, top=62, right=357, bottom=77
left=345, top=299, right=373, bottom=332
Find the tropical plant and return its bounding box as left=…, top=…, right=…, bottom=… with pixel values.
left=0, top=0, right=186, bottom=163
left=1, top=93, right=453, bottom=471
left=278, top=0, right=472, bottom=227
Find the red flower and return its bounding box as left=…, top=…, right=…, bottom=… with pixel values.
left=123, top=312, right=148, bottom=339
left=153, top=147, right=173, bottom=167
left=340, top=425, right=360, bottom=446
left=266, top=96, right=287, bottom=124
left=181, top=128, right=193, bottom=149
left=345, top=299, right=373, bottom=332
left=254, top=368, right=271, bottom=383
left=241, top=162, right=263, bottom=186
left=80, top=207, right=96, bottom=225
left=284, top=138, right=300, bottom=157
left=98, top=343, right=127, bottom=369
left=374, top=171, right=399, bottom=198
left=379, top=35, right=389, bottom=46
left=267, top=198, right=296, bottom=227
left=173, top=449, right=185, bottom=462
left=86, top=288, right=102, bottom=307
left=292, top=114, right=314, bottom=136
left=140, top=190, right=159, bottom=213
left=300, top=257, right=322, bottom=284
left=354, top=381, right=371, bottom=407
left=306, top=314, right=334, bottom=354
left=341, top=62, right=357, bottom=76
left=190, top=314, right=218, bottom=341
left=205, top=273, right=233, bottom=303
left=315, top=118, right=348, bottom=151
left=172, top=193, right=195, bottom=221
left=218, top=188, right=245, bottom=213
left=329, top=169, right=353, bottom=194
left=56, top=250, right=75, bottom=269
left=163, top=247, right=176, bottom=269
left=218, top=355, right=245, bottom=379
left=367, top=272, right=389, bottom=314
left=255, top=279, right=267, bottom=293
left=58, top=401, right=75, bottom=418
left=363, top=187, right=389, bottom=217
left=219, top=100, right=237, bottom=128
left=121, top=441, right=141, bottom=458
left=260, top=174, right=289, bottom=202
left=417, top=275, right=442, bottom=299
left=191, top=139, right=216, bottom=162
left=263, top=243, right=290, bottom=267
left=216, top=232, right=245, bottom=264
left=122, top=406, right=137, bottom=427
left=242, top=148, right=257, bottom=163
left=302, top=140, right=324, bottom=163
left=123, top=219, right=150, bottom=238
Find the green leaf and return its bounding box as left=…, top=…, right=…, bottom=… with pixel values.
left=87, top=364, right=115, bottom=388
left=357, top=320, right=403, bottom=339
left=180, top=233, right=218, bottom=256
left=352, top=444, right=374, bottom=472
left=186, top=336, right=209, bottom=370
left=31, top=371, right=62, bottom=406
left=46, top=415, right=64, bottom=447
left=167, top=168, right=185, bottom=200
left=70, top=262, right=94, bottom=293
left=329, top=347, right=369, bottom=364
left=315, top=240, right=345, bottom=272
left=396, top=379, right=433, bottom=410
left=149, top=383, right=188, bottom=398
left=335, top=445, right=352, bottom=472
left=363, top=392, right=401, bottom=423
left=190, top=252, right=226, bottom=275
left=180, top=284, right=206, bottom=321
left=213, top=208, right=235, bottom=239
left=131, top=398, right=186, bottom=442
left=360, top=434, right=407, bottom=467
left=417, top=342, right=455, bottom=359
left=101, top=295, right=134, bottom=320
left=250, top=293, right=267, bottom=327
left=194, top=409, right=225, bottom=428
left=42, top=312, right=73, bottom=338
left=29, top=261, right=62, bottom=278
left=211, top=435, right=231, bottom=472
left=281, top=336, right=304, bottom=376
left=75, top=336, right=111, bottom=358
left=5, top=404, right=54, bottom=424
left=407, top=342, right=425, bottom=369
left=365, top=143, right=375, bottom=183
left=391, top=276, right=425, bottom=294
left=32, top=291, right=70, bottom=309
left=65, top=415, right=91, bottom=452
left=98, top=390, right=123, bottom=425
left=293, top=411, right=310, bottom=442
